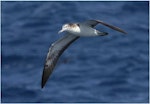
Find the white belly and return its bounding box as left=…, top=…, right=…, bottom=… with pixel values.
left=69, top=24, right=98, bottom=37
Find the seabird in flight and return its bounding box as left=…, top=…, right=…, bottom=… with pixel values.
left=41, top=19, right=127, bottom=88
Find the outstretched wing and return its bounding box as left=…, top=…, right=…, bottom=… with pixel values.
left=41, top=34, right=79, bottom=88
left=83, top=20, right=127, bottom=34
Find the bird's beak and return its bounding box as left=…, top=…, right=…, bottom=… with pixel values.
left=58, top=29, right=64, bottom=34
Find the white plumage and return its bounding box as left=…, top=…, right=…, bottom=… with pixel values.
left=41, top=19, right=127, bottom=88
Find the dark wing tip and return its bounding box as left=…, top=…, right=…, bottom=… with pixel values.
left=116, top=29, right=127, bottom=34
left=41, top=84, right=44, bottom=89
left=95, top=20, right=127, bottom=34
left=41, top=77, right=45, bottom=88
left=122, top=31, right=127, bottom=34
left=41, top=68, right=50, bottom=88
left=41, top=73, right=46, bottom=88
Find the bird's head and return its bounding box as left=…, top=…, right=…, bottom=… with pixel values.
left=58, top=24, right=70, bottom=34
left=58, top=23, right=79, bottom=34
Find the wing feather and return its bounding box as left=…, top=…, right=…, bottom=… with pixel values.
left=83, top=20, right=127, bottom=34
left=41, top=34, right=79, bottom=88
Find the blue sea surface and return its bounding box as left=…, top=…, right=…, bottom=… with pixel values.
left=1, top=1, right=149, bottom=103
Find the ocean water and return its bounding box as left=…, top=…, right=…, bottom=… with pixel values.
left=1, top=1, right=149, bottom=103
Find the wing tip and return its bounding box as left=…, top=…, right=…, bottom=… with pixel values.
left=41, top=77, right=46, bottom=88
left=120, top=30, right=127, bottom=34
left=41, top=77, right=48, bottom=89
left=93, top=19, right=127, bottom=35
left=41, top=82, right=45, bottom=88
left=41, top=69, right=48, bottom=89
left=124, top=31, right=127, bottom=34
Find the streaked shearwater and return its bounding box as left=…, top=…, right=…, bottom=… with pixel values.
left=41, top=19, right=127, bottom=88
